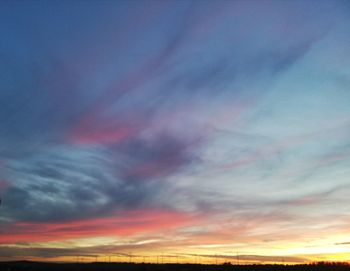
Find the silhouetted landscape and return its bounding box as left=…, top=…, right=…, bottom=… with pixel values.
left=1, top=262, right=350, bottom=271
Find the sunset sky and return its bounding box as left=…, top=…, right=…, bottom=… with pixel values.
left=0, top=0, right=350, bottom=264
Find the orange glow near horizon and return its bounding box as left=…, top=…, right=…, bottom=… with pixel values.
left=2, top=250, right=350, bottom=265
left=2, top=207, right=350, bottom=264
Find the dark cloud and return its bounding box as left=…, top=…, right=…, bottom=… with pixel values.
left=178, top=253, right=306, bottom=263
left=1, top=149, right=152, bottom=222
left=113, top=133, right=198, bottom=182
left=1, top=129, right=199, bottom=223
left=0, top=242, right=162, bottom=259
left=335, top=242, right=350, bottom=245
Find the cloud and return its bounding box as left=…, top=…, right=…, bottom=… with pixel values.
left=0, top=208, right=201, bottom=244
left=1, top=148, right=152, bottom=222
left=0, top=0, right=350, bottom=261
left=1, top=129, right=200, bottom=224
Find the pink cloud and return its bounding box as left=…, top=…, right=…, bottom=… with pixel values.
left=68, top=112, right=136, bottom=145
left=0, top=209, right=201, bottom=244
left=70, top=125, right=132, bottom=145
left=0, top=179, right=9, bottom=192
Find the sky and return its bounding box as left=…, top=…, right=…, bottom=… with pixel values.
left=0, top=0, right=350, bottom=264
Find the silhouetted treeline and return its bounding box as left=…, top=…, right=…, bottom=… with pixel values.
left=1, top=261, right=350, bottom=271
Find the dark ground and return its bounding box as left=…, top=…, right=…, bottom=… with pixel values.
left=1, top=262, right=350, bottom=271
